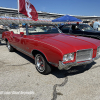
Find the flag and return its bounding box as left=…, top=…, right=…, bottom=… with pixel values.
left=19, top=0, right=38, bottom=21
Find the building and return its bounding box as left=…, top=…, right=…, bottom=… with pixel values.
left=0, top=7, right=100, bottom=25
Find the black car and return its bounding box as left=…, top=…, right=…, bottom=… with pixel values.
left=59, top=23, right=100, bottom=39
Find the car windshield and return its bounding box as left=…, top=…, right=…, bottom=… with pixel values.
left=79, top=24, right=94, bottom=31
left=28, top=25, right=61, bottom=35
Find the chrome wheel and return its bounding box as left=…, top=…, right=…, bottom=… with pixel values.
left=35, top=53, right=52, bottom=74
left=7, top=41, right=15, bottom=52
left=35, top=54, right=45, bottom=72
left=7, top=42, right=11, bottom=50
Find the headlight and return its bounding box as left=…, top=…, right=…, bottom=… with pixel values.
left=63, top=53, right=74, bottom=62
left=97, top=46, right=100, bottom=57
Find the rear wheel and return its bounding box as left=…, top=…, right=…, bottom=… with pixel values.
left=35, top=54, right=52, bottom=75
left=7, top=41, right=15, bottom=52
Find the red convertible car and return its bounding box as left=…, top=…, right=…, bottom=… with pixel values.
left=2, top=24, right=100, bottom=74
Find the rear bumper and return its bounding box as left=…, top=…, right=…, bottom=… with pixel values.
left=58, top=56, right=100, bottom=70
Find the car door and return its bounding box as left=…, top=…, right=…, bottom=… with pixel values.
left=18, top=27, right=34, bottom=57
left=12, top=28, right=27, bottom=51
left=83, top=31, right=100, bottom=39
left=9, top=29, right=22, bottom=48
left=60, top=25, right=71, bottom=34
left=79, top=24, right=100, bottom=39
left=70, top=25, right=84, bottom=36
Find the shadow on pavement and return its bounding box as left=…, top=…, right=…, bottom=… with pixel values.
left=51, top=61, right=96, bottom=78
left=15, top=50, right=35, bottom=64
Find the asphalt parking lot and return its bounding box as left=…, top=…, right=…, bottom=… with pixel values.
left=0, top=41, right=100, bottom=100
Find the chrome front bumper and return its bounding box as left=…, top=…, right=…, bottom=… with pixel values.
left=58, top=56, right=100, bottom=70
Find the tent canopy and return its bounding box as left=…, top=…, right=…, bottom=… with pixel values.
left=52, top=15, right=82, bottom=22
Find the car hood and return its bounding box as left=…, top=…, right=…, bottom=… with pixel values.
left=32, top=33, right=100, bottom=54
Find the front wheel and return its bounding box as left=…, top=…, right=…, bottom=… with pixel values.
left=35, top=54, right=52, bottom=75
left=7, top=41, right=15, bottom=52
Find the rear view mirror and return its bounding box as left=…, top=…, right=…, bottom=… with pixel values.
left=20, top=32, right=24, bottom=36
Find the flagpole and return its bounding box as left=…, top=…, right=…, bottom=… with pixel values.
left=18, top=0, right=20, bottom=23
left=17, top=0, right=20, bottom=33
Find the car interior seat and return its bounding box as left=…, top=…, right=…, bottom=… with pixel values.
left=72, top=25, right=75, bottom=30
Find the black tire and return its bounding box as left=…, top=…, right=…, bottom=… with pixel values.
left=7, top=41, right=15, bottom=52
left=35, top=54, right=52, bottom=75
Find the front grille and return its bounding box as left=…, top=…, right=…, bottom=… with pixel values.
left=76, top=49, right=93, bottom=62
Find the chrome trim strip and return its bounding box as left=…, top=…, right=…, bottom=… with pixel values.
left=96, top=46, right=100, bottom=57
left=49, top=62, right=58, bottom=67
left=58, top=55, right=100, bottom=70
left=11, top=44, right=32, bottom=57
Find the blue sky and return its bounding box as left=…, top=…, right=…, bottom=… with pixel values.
left=1, top=0, right=100, bottom=16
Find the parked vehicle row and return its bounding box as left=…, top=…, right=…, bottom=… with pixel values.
left=2, top=23, right=100, bottom=74
left=59, top=23, right=100, bottom=39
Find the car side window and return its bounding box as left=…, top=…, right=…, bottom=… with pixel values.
left=61, top=25, right=71, bottom=33
left=72, top=25, right=80, bottom=31
left=72, top=25, right=76, bottom=30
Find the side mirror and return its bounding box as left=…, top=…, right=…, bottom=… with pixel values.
left=11, top=31, right=14, bottom=34
left=20, top=32, right=24, bottom=36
